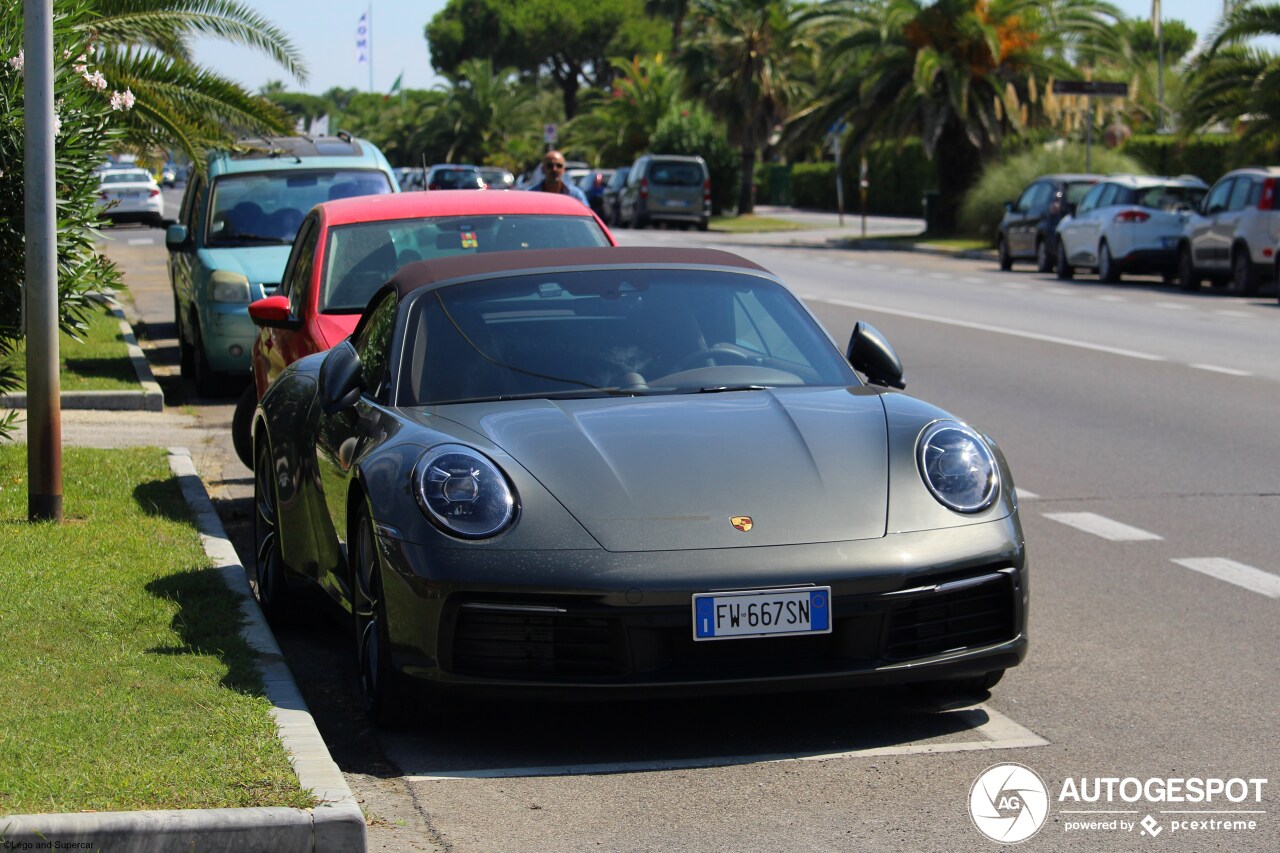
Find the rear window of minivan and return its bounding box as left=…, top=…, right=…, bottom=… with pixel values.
left=651, top=163, right=705, bottom=187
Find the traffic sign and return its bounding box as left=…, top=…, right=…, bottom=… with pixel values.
left=1052, top=80, right=1128, bottom=97
left=543, top=123, right=558, bottom=144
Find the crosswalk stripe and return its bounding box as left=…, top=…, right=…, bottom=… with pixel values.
left=1170, top=558, right=1280, bottom=599
left=1042, top=512, right=1162, bottom=541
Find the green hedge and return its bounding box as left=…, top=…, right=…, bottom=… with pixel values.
left=1119, top=135, right=1243, bottom=184
left=785, top=139, right=934, bottom=217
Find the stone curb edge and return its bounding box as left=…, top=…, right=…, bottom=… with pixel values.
left=0, top=448, right=366, bottom=853
left=1, top=293, right=164, bottom=412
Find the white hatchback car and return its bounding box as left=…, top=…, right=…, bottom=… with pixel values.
left=96, top=167, right=165, bottom=226
left=1176, top=166, right=1280, bottom=296
left=1055, top=174, right=1207, bottom=283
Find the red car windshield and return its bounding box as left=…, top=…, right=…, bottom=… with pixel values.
left=319, top=214, right=612, bottom=314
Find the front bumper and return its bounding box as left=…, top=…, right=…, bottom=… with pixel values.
left=376, top=517, right=1028, bottom=698
left=202, top=303, right=256, bottom=374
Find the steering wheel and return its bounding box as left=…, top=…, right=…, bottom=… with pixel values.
left=672, top=342, right=757, bottom=373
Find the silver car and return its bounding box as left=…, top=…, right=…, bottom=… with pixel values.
left=1176, top=166, right=1280, bottom=295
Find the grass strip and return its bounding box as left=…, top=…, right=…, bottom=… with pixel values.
left=709, top=215, right=811, bottom=233
left=0, top=446, right=312, bottom=815
left=1, top=301, right=139, bottom=392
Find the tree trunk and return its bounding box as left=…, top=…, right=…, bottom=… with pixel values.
left=932, top=119, right=982, bottom=234
left=738, top=146, right=755, bottom=215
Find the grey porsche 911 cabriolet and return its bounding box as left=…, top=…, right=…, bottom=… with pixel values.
left=251, top=246, right=1027, bottom=725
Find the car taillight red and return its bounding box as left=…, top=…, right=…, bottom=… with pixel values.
left=1113, top=210, right=1150, bottom=223
left=149, top=188, right=160, bottom=197
left=639, top=178, right=648, bottom=199
left=1259, top=178, right=1276, bottom=210
left=704, top=179, right=711, bottom=202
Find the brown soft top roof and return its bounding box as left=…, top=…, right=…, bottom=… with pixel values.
left=387, top=246, right=771, bottom=299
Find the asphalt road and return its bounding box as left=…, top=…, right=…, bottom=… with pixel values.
left=94, top=201, right=1279, bottom=852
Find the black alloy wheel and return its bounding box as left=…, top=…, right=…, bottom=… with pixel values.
left=252, top=436, right=297, bottom=624
left=352, top=510, right=409, bottom=727
left=1177, top=247, right=1201, bottom=292
left=997, top=236, right=1013, bottom=271
left=1055, top=240, right=1074, bottom=280
left=1035, top=238, right=1054, bottom=273
left=1098, top=242, right=1121, bottom=284
left=1230, top=249, right=1260, bottom=296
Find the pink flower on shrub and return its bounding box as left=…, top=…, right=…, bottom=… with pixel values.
left=109, top=89, right=135, bottom=111
left=84, top=70, right=107, bottom=90
left=8, top=50, right=22, bottom=72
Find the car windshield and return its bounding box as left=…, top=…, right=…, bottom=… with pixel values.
left=430, top=170, right=484, bottom=189
left=320, top=214, right=612, bottom=313
left=206, top=169, right=393, bottom=246
left=397, top=269, right=858, bottom=405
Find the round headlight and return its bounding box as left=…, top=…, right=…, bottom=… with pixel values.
left=916, top=421, right=999, bottom=513
left=414, top=445, right=517, bottom=539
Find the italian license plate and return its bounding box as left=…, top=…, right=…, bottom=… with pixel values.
left=664, top=199, right=688, bottom=208
left=118, top=190, right=140, bottom=198
left=1161, top=236, right=1177, bottom=249
left=692, top=586, right=831, bottom=641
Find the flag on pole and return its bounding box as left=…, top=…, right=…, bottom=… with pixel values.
left=356, top=12, right=370, bottom=65
left=1151, top=0, right=1161, bottom=39
left=389, top=71, right=402, bottom=94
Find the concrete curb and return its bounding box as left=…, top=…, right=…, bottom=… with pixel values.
left=0, top=294, right=164, bottom=412
left=0, top=448, right=366, bottom=853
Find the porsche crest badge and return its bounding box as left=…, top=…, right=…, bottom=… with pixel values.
left=730, top=516, right=753, bottom=532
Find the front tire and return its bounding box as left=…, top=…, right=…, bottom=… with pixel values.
left=352, top=509, right=412, bottom=727
left=1098, top=242, right=1121, bottom=283
left=253, top=435, right=299, bottom=625
left=1055, top=239, right=1074, bottom=280
left=997, top=236, right=1013, bottom=271
left=191, top=313, right=222, bottom=397
left=1177, top=246, right=1202, bottom=292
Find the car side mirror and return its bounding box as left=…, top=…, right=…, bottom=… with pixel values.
left=320, top=340, right=363, bottom=415
left=847, top=322, right=905, bottom=390
left=1003, top=201, right=1014, bottom=212
left=165, top=223, right=190, bottom=251
left=248, top=294, right=301, bottom=330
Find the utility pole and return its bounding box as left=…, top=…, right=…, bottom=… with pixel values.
left=24, top=0, right=62, bottom=522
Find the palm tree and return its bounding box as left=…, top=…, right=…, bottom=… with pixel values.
left=78, top=0, right=307, bottom=162
left=1180, top=3, right=1280, bottom=152
left=678, top=0, right=813, bottom=214
left=806, top=0, right=1127, bottom=231
left=433, top=59, right=540, bottom=165
left=566, top=54, right=689, bottom=164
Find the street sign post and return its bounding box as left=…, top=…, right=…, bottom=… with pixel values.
left=1051, top=80, right=1128, bottom=171
left=827, top=121, right=848, bottom=227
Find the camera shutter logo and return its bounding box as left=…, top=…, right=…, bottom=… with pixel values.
left=969, top=763, right=1050, bottom=843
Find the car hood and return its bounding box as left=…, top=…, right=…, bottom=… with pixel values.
left=432, top=387, right=890, bottom=552
left=197, top=245, right=292, bottom=286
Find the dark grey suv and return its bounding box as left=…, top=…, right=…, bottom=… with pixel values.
left=997, top=174, right=1100, bottom=272
left=618, top=154, right=711, bottom=230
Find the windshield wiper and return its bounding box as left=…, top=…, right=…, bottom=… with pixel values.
left=430, top=387, right=641, bottom=405
left=693, top=384, right=771, bottom=394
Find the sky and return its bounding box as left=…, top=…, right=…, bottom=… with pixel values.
left=191, top=1, right=1242, bottom=98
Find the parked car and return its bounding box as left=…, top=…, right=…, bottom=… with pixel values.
left=575, top=168, right=615, bottom=218
left=617, top=154, right=711, bottom=230
left=166, top=134, right=397, bottom=395
left=477, top=166, right=515, bottom=190
left=251, top=245, right=1027, bottom=725
left=231, top=189, right=617, bottom=468
left=1176, top=166, right=1280, bottom=295
left=600, top=166, right=629, bottom=226
left=425, top=164, right=485, bottom=191
left=997, top=174, right=1101, bottom=272
left=1054, top=174, right=1208, bottom=283
left=96, top=167, right=164, bottom=227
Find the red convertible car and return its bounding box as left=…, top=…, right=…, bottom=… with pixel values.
left=232, top=191, right=616, bottom=466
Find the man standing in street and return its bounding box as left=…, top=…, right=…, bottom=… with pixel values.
left=526, top=150, right=590, bottom=207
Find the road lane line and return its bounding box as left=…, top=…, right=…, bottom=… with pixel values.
left=1189, top=363, right=1253, bottom=377
left=817, top=298, right=1166, bottom=362
left=1214, top=310, right=1253, bottom=318
left=1015, top=488, right=1039, bottom=501
left=1042, top=512, right=1163, bottom=541
left=1155, top=302, right=1190, bottom=310
left=127, top=238, right=153, bottom=245
left=1170, top=558, right=1280, bottom=599
left=1095, top=295, right=1127, bottom=302
left=400, top=705, right=1048, bottom=779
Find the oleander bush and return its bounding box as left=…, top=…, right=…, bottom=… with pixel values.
left=0, top=0, right=129, bottom=439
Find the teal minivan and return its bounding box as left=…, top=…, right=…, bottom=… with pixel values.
left=166, top=134, right=397, bottom=394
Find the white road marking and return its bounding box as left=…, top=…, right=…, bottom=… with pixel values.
left=817, top=298, right=1166, bottom=362
left=1214, top=310, right=1253, bottom=318
left=1001, top=282, right=1031, bottom=290
left=1155, top=302, right=1190, bottom=310
left=1189, top=363, right=1253, bottom=377
left=401, top=705, right=1047, bottom=779
left=1095, top=295, right=1127, bottom=302
left=1170, top=558, right=1280, bottom=599
left=127, top=238, right=153, bottom=245
left=1015, top=488, right=1039, bottom=501
left=1042, top=512, right=1163, bottom=541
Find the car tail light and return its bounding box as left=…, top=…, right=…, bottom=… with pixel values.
left=1259, top=178, right=1277, bottom=210
left=639, top=178, right=648, bottom=199
left=704, top=179, right=712, bottom=204
left=149, top=188, right=160, bottom=197
left=1113, top=210, right=1150, bottom=223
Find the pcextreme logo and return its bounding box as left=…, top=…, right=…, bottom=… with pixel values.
left=969, top=763, right=1050, bottom=843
